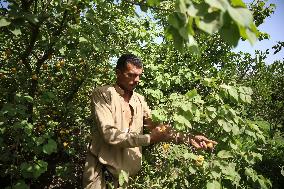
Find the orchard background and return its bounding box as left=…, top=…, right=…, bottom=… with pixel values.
left=0, top=0, right=283, bottom=188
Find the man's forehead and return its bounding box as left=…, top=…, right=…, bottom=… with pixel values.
left=125, top=63, right=143, bottom=73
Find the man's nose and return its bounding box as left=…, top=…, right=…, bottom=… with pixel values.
left=134, top=75, right=140, bottom=82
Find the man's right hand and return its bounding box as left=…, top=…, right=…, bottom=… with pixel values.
left=149, top=125, right=171, bottom=144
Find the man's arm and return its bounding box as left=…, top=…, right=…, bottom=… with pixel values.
left=140, top=95, right=217, bottom=148
left=161, top=125, right=218, bottom=149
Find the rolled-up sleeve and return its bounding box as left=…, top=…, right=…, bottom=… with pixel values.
left=90, top=89, right=150, bottom=148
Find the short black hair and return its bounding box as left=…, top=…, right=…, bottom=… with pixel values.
left=116, top=54, right=143, bottom=71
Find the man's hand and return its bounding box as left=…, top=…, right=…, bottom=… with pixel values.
left=188, top=135, right=218, bottom=150
left=149, top=124, right=171, bottom=144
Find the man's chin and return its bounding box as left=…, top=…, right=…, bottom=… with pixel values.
left=128, top=85, right=137, bottom=91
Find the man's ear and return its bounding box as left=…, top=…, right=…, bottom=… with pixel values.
left=115, top=69, right=120, bottom=76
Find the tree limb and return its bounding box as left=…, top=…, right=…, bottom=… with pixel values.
left=35, top=10, right=68, bottom=74
left=123, top=0, right=171, bottom=12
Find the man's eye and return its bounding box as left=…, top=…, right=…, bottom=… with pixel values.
left=126, top=73, right=143, bottom=78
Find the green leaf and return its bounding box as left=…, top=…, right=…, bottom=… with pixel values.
left=228, top=87, right=238, bottom=101
left=23, top=95, right=33, bottom=103
left=0, top=18, right=11, bottom=27
left=193, top=108, right=200, bottom=122
left=43, top=139, right=57, bottom=155
left=205, top=0, right=229, bottom=12
left=231, top=124, right=240, bottom=135
left=187, top=35, right=200, bottom=54
left=183, top=152, right=197, bottom=160
left=206, top=180, right=221, bottom=189
left=173, top=114, right=192, bottom=128
left=251, top=152, right=262, bottom=161
left=245, top=167, right=258, bottom=182
left=11, top=28, right=22, bottom=36
left=168, top=13, right=181, bottom=29
left=245, top=130, right=256, bottom=138
left=151, top=109, right=167, bottom=123
left=245, top=95, right=251, bottom=103
left=173, top=33, right=184, bottom=51
left=196, top=11, right=222, bottom=34
left=228, top=7, right=253, bottom=27
left=231, top=0, right=246, bottom=7
left=166, top=26, right=184, bottom=51
left=217, top=119, right=231, bottom=132
left=220, top=84, right=231, bottom=90
left=140, top=4, right=148, bottom=12
left=12, top=180, right=29, bottom=189
left=206, top=106, right=217, bottom=120
left=186, top=2, right=198, bottom=17
left=33, top=160, right=48, bottom=178
left=79, top=37, right=88, bottom=42
left=211, top=171, right=221, bottom=179
left=217, top=150, right=233, bottom=158
left=176, top=0, right=187, bottom=13
left=179, top=26, right=189, bottom=40
left=188, top=166, right=197, bottom=174
left=229, top=141, right=238, bottom=150
left=146, top=0, right=160, bottom=6
left=59, top=47, right=66, bottom=55
left=245, top=28, right=257, bottom=45
left=24, top=13, right=39, bottom=24
left=220, top=17, right=240, bottom=46
left=118, top=170, right=129, bottom=186
left=206, top=106, right=216, bottom=112
left=186, top=89, right=198, bottom=99
left=239, top=93, right=246, bottom=102
left=244, top=87, right=253, bottom=95
left=20, top=160, right=47, bottom=179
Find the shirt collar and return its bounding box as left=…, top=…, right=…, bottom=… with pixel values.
left=114, top=84, right=124, bottom=96
left=114, top=83, right=134, bottom=97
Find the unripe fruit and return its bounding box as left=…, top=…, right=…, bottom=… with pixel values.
left=56, top=63, right=61, bottom=69
left=5, top=49, right=12, bottom=57
left=32, top=74, right=38, bottom=80
left=158, top=125, right=166, bottom=132
left=43, top=63, right=48, bottom=69
left=48, top=54, right=52, bottom=60
left=163, top=143, right=170, bottom=151
left=59, top=60, right=65, bottom=66
left=207, top=142, right=214, bottom=149
left=11, top=67, right=17, bottom=73
left=0, top=72, right=5, bottom=78
left=79, top=58, right=85, bottom=64
left=195, top=155, right=204, bottom=166
left=63, top=142, right=68, bottom=147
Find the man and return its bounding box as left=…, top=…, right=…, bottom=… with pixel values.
left=83, top=54, right=217, bottom=189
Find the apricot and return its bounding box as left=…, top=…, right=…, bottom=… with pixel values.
left=207, top=142, right=214, bottom=149
left=32, top=74, right=38, bottom=80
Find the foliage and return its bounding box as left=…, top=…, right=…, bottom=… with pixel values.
left=129, top=48, right=271, bottom=188
left=0, top=0, right=282, bottom=188
left=165, top=0, right=258, bottom=52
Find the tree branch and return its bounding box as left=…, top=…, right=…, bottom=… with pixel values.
left=21, top=25, right=40, bottom=73
left=122, top=0, right=171, bottom=12
left=21, top=0, right=33, bottom=11
left=35, top=10, right=68, bottom=74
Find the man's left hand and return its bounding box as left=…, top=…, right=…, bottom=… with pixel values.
left=189, top=135, right=217, bottom=150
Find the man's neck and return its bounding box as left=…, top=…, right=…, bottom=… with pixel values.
left=116, top=83, right=133, bottom=102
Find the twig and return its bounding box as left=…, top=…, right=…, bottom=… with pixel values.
left=122, top=0, right=171, bottom=12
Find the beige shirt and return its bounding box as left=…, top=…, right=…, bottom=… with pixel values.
left=89, top=84, right=151, bottom=177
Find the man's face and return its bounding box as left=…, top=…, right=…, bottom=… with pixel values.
left=116, top=63, right=143, bottom=92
